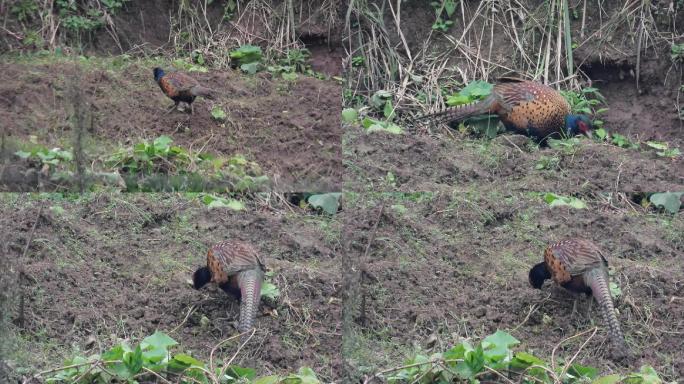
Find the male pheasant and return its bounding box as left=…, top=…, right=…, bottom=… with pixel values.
left=529, top=238, right=629, bottom=359
left=193, top=240, right=265, bottom=333
left=153, top=67, right=214, bottom=114
left=411, top=78, right=593, bottom=142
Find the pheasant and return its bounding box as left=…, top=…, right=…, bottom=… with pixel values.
left=153, top=67, right=214, bottom=114
left=193, top=240, right=265, bottom=334
left=411, top=78, right=593, bottom=142
left=529, top=238, right=629, bottom=359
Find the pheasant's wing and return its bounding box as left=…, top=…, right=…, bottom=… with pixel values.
left=211, top=241, right=263, bottom=276
left=163, top=72, right=200, bottom=92
left=551, top=239, right=604, bottom=276
left=493, top=81, right=538, bottom=110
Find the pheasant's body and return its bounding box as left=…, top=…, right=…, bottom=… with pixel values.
left=530, top=239, right=629, bottom=359
left=412, top=79, right=591, bottom=141
left=194, top=240, right=265, bottom=333
left=153, top=68, right=214, bottom=114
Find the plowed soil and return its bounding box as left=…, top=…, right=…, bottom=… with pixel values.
left=0, top=58, right=342, bottom=191
left=0, top=194, right=343, bottom=382
left=341, top=190, right=684, bottom=382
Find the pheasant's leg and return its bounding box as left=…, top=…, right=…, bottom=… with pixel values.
left=189, top=102, right=194, bottom=115
left=571, top=296, right=579, bottom=317
left=165, top=101, right=179, bottom=114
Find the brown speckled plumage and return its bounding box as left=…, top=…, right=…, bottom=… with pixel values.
left=411, top=79, right=575, bottom=140
left=536, top=239, right=629, bottom=359
left=153, top=68, right=214, bottom=114
left=204, top=240, right=265, bottom=333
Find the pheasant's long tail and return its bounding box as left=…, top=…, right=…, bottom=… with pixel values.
left=191, top=85, right=215, bottom=99
left=237, top=269, right=264, bottom=334
left=408, top=97, right=494, bottom=126
left=586, top=269, right=629, bottom=356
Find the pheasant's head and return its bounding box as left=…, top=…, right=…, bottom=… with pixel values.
left=153, top=67, right=165, bottom=82
left=192, top=266, right=212, bottom=289
left=565, top=114, right=593, bottom=138
left=528, top=262, right=551, bottom=289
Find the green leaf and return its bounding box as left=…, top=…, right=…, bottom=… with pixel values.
left=240, top=62, right=259, bottom=74
left=153, top=135, right=173, bottom=151
left=595, top=128, right=607, bottom=140
left=341, top=108, right=358, bottom=123
left=281, top=72, right=298, bottom=81
left=171, top=354, right=204, bottom=367
left=366, top=122, right=404, bottom=135
left=444, top=0, right=457, bottom=16
left=445, top=93, right=471, bottom=106
left=544, top=193, right=587, bottom=209
left=383, top=100, right=394, bottom=120
left=261, top=281, right=280, bottom=300
left=225, top=366, right=256, bottom=380
left=568, top=364, right=598, bottom=379
left=123, top=345, right=143, bottom=375
left=141, top=331, right=178, bottom=351
left=307, top=193, right=342, bottom=215
left=253, top=376, right=281, bottom=384
left=483, top=330, right=519, bottom=349
left=229, top=44, right=262, bottom=65
left=459, top=80, right=493, bottom=98
left=645, top=141, right=668, bottom=150
left=593, top=374, right=623, bottom=384
left=206, top=197, right=245, bottom=211
left=211, top=106, right=226, bottom=121
left=15, top=150, right=32, bottom=159
left=649, top=192, right=683, bottom=214
left=609, top=281, right=622, bottom=299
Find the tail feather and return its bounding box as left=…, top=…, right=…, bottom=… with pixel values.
left=586, top=269, right=629, bottom=357
left=191, top=85, right=214, bottom=99
left=236, top=269, right=264, bottom=334
left=409, top=98, right=494, bottom=126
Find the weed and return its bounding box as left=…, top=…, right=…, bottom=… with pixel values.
left=671, top=43, right=684, bottom=63
left=560, top=86, right=608, bottom=129
left=40, top=330, right=320, bottom=384
left=645, top=141, right=681, bottom=158
left=430, top=0, right=457, bottom=32
left=611, top=133, right=638, bottom=149
left=380, top=330, right=663, bottom=383
left=534, top=155, right=560, bottom=171
left=229, top=45, right=263, bottom=74
left=543, top=193, right=587, bottom=209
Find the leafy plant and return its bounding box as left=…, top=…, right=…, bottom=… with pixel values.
left=307, top=193, right=342, bottom=215
left=43, top=331, right=320, bottom=384
left=362, top=117, right=403, bottom=135
left=543, top=193, right=587, bottom=209
left=15, top=147, right=73, bottom=171
left=351, top=56, right=365, bottom=67
left=645, top=141, right=681, bottom=158
left=341, top=108, right=359, bottom=123
left=649, top=192, right=683, bottom=214
left=561, top=87, right=608, bottom=129
left=281, top=48, right=311, bottom=73
left=445, top=80, right=493, bottom=106
left=611, top=133, right=638, bottom=149
left=200, top=194, right=245, bottom=210
left=211, top=106, right=227, bottom=122
left=382, top=330, right=663, bottom=383
left=11, top=0, right=38, bottom=22
left=671, top=43, right=684, bottom=63
left=535, top=155, right=560, bottom=170
left=430, top=0, right=457, bottom=32
left=230, top=45, right=263, bottom=74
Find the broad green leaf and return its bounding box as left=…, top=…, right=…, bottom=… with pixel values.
left=153, top=135, right=173, bottom=151
left=649, top=192, right=683, bottom=214
left=593, top=374, right=622, bottom=384
left=207, top=197, right=245, bottom=211
left=544, top=193, right=587, bottom=209
left=15, top=150, right=32, bottom=159
left=253, top=375, right=281, bottom=384
left=341, top=108, right=358, bottom=123
left=225, top=366, right=257, bottom=380
left=459, top=80, right=493, bottom=98
left=568, top=364, right=598, bottom=379
left=444, top=0, right=457, bottom=16
left=241, top=62, right=259, bottom=74
left=172, top=353, right=205, bottom=367
left=366, top=122, right=403, bottom=135
left=645, top=141, right=668, bottom=150
left=383, top=100, right=394, bottom=119
left=211, top=106, right=226, bottom=121
left=141, top=331, right=178, bottom=351
left=609, top=281, right=622, bottom=299
left=123, top=345, right=143, bottom=375
left=261, top=281, right=280, bottom=300
left=445, top=93, right=471, bottom=106
left=307, top=193, right=342, bottom=215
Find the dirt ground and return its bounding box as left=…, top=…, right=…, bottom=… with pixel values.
left=341, top=191, right=684, bottom=382
left=0, top=58, right=342, bottom=191
left=0, top=193, right=343, bottom=382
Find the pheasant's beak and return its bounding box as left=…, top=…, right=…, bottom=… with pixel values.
left=583, top=129, right=593, bottom=138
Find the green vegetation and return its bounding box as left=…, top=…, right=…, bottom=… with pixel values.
left=378, top=330, right=662, bottom=383
left=430, top=0, right=457, bottom=32
left=39, top=331, right=320, bottom=384
left=560, top=86, right=607, bottom=129
left=649, top=192, right=684, bottom=214
left=229, top=45, right=263, bottom=74
left=543, top=193, right=587, bottom=209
